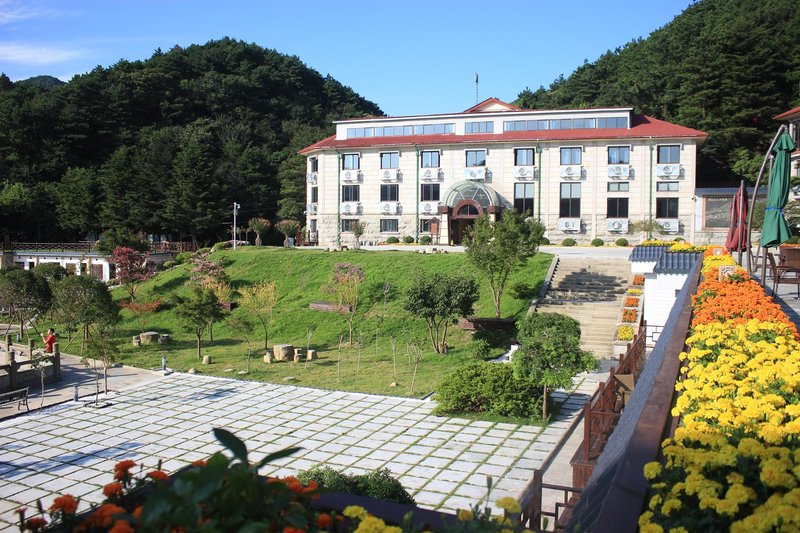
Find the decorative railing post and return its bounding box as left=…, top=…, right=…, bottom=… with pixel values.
left=52, top=342, right=61, bottom=381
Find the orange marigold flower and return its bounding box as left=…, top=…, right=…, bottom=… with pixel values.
left=316, top=513, right=333, bottom=528
left=103, top=482, right=123, bottom=499
left=82, top=504, right=127, bottom=529
left=147, top=470, right=169, bottom=482
left=190, top=459, right=207, bottom=467
left=49, top=494, right=79, bottom=515
left=24, top=517, right=47, bottom=531
left=132, top=506, right=143, bottom=519
left=283, top=528, right=305, bottom=533
left=109, top=520, right=135, bottom=533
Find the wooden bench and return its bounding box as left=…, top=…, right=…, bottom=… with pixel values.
left=0, top=387, right=29, bottom=412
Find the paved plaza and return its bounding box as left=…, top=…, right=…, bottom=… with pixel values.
left=0, top=371, right=598, bottom=529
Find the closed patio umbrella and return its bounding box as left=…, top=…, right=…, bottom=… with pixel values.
left=725, top=180, right=748, bottom=260
left=760, top=132, right=796, bottom=284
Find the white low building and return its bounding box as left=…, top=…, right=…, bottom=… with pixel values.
left=300, top=98, right=707, bottom=247
left=1, top=250, right=114, bottom=281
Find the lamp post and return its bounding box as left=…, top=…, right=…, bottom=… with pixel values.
left=232, top=202, right=240, bottom=250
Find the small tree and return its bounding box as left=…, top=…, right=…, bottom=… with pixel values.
left=84, top=324, right=122, bottom=398
left=227, top=314, right=255, bottom=373
left=119, top=300, right=162, bottom=335
left=109, top=246, right=154, bottom=301
left=52, top=275, right=119, bottom=356
left=176, top=287, right=226, bottom=361
left=464, top=211, right=545, bottom=318
left=513, top=312, right=598, bottom=418
left=275, top=219, right=301, bottom=246
left=352, top=221, right=366, bottom=250
left=631, top=219, right=663, bottom=241
left=322, top=262, right=364, bottom=345
left=238, top=281, right=279, bottom=353
left=403, top=273, right=479, bottom=353
left=0, top=268, right=52, bottom=339
left=29, top=350, right=49, bottom=410
left=248, top=217, right=271, bottom=246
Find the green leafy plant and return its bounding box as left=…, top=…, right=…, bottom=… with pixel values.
left=385, top=236, right=400, bottom=244
left=561, top=238, right=577, bottom=247
left=591, top=238, right=605, bottom=247
left=419, top=235, right=432, bottom=245
left=402, top=235, right=415, bottom=244
left=470, top=338, right=491, bottom=359
left=298, top=466, right=415, bottom=505
left=540, top=236, right=551, bottom=245
left=615, top=238, right=629, bottom=247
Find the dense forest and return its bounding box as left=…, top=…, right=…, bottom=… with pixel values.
left=514, top=0, right=800, bottom=186
left=0, top=38, right=381, bottom=243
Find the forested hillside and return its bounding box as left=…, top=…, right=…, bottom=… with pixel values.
left=0, top=38, right=381, bottom=243
left=515, top=0, right=800, bottom=186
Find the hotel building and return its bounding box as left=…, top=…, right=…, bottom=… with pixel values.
left=299, top=98, right=707, bottom=247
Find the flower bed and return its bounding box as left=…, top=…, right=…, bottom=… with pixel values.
left=621, top=308, right=637, bottom=324
left=639, top=253, right=800, bottom=532
left=627, top=288, right=642, bottom=295
left=616, top=325, right=634, bottom=341
left=632, top=275, right=645, bottom=286
left=624, top=296, right=640, bottom=308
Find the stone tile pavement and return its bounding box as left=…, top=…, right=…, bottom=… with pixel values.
left=0, top=371, right=601, bottom=530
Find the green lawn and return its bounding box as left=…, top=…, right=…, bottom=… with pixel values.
left=114, top=247, right=552, bottom=398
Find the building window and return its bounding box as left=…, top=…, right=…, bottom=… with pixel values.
left=560, top=183, right=581, bottom=217
left=421, top=150, right=440, bottom=168
left=607, top=182, right=630, bottom=192
left=309, top=219, right=317, bottom=232
left=608, top=146, right=630, bottom=164
left=309, top=157, right=319, bottom=173
left=380, top=184, right=399, bottom=202
left=380, top=219, right=399, bottom=233
left=341, top=185, right=360, bottom=202
left=380, top=152, right=399, bottom=169
left=342, top=153, right=360, bottom=170
left=597, top=117, right=629, bottom=129
left=341, top=219, right=359, bottom=232
left=656, top=182, right=679, bottom=192
left=514, top=183, right=535, bottom=215
left=514, top=148, right=534, bottom=166
left=466, top=149, right=486, bottom=167
left=656, top=198, right=679, bottom=218
left=658, top=145, right=680, bottom=164
left=346, top=123, right=454, bottom=138
left=465, top=121, right=494, bottom=134
left=311, top=186, right=318, bottom=203
left=607, top=198, right=629, bottom=218
left=560, top=147, right=582, bottom=165
left=420, top=219, right=433, bottom=233
left=421, top=184, right=440, bottom=202
left=704, top=197, right=731, bottom=228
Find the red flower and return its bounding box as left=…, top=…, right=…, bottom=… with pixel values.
left=316, top=513, right=333, bottom=528
left=114, top=460, right=136, bottom=481
left=147, top=470, right=169, bottom=482
left=283, top=528, right=305, bottom=533
left=109, top=520, right=135, bottom=533
left=49, top=494, right=79, bottom=515
left=81, top=504, right=126, bottom=529
left=103, top=482, right=123, bottom=499
left=190, top=459, right=207, bottom=467
left=24, top=517, right=47, bottom=531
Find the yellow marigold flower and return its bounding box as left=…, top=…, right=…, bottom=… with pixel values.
left=640, top=524, right=664, bottom=533
left=383, top=528, right=402, bottom=533
left=495, top=496, right=521, bottom=514
left=495, top=515, right=512, bottom=526
left=643, top=462, right=662, bottom=480
left=662, top=498, right=681, bottom=515
left=457, top=509, right=473, bottom=521
left=343, top=505, right=369, bottom=521
left=669, top=528, right=689, bottom=533
left=354, top=516, right=386, bottom=533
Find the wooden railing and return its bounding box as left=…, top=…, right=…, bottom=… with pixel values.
left=518, top=469, right=582, bottom=532
left=2, top=241, right=197, bottom=254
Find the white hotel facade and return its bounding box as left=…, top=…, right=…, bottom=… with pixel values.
left=299, top=98, right=707, bottom=247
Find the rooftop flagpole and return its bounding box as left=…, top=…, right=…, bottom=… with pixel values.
left=474, top=72, right=479, bottom=104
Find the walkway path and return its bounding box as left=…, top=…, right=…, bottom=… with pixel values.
left=0, top=370, right=600, bottom=529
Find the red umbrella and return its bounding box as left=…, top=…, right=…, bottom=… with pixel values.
left=726, top=180, right=749, bottom=256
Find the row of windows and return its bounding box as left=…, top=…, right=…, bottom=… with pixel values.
left=342, top=219, right=437, bottom=233
left=328, top=145, right=680, bottom=171
left=346, top=123, right=455, bottom=139
left=558, top=183, right=679, bottom=218
left=503, top=117, right=629, bottom=132
left=465, top=121, right=494, bottom=134
left=317, top=180, right=681, bottom=206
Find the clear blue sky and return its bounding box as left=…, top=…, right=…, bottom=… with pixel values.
left=0, top=0, right=693, bottom=116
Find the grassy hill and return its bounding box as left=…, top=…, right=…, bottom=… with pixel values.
left=115, top=247, right=552, bottom=398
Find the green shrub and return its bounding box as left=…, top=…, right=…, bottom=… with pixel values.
left=196, top=247, right=211, bottom=255
left=561, top=238, right=577, bottom=247
left=591, top=238, right=604, bottom=247
left=516, top=312, right=581, bottom=344
left=471, top=338, right=491, bottom=359
left=162, top=260, right=176, bottom=269
left=385, top=236, right=400, bottom=244
left=419, top=235, right=432, bottom=245
left=615, top=238, right=629, bottom=247
left=434, top=362, right=543, bottom=418
left=213, top=241, right=232, bottom=251
left=403, top=235, right=415, bottom=244
left=297, top=466, right=414, bottom=505
left=174, top=252, right=193, bottom=264
left=539, top=236, right=551, bottom=245
left=508, top=281, right=536, bottom=301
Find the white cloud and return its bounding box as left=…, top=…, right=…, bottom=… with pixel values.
left=0, top=0, right=57, bottom=25
left=0, top=42, right=84, bottom=65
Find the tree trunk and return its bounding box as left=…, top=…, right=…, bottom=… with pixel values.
left=426, top=322, right=439, bottom=354
left=209, top=321, right=214, bottom=342
left=255, top=233, right=262, bottom=246
left=196, top=329, right=202, bottom=361
left=542, top=384, right=548, bottom=418
left=103, top=363, right=109, bottom=394
left=494, top=291, right=502, bottom=319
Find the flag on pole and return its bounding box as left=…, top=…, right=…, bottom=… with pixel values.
left=474, top=72, right=479, bottom=83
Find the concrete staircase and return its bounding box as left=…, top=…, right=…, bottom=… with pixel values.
left=536, top=257, right=630, bottom=359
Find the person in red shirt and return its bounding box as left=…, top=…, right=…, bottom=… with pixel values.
left=41, top=329, right=56, bottom=353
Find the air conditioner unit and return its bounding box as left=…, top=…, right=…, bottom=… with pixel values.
left=341, top=202, right=361, bottom=215
left=343, top=171, right=355, bottom=182
left=381, top=170, right=392, bottom=181
left=306, top=203, right=317, bottom=215
left=464, top=168, right=486, bottom=180
left=306, top=173, right=318, bottom=184
left=421, top=202, right=437, bottom=214
left=514, top=166, right=535, bottom=180
left=657, top=164, right=680, bottom=178
left=342, top=203, right=352, bottom=214
left=421, top=168, right=440, bottom=181
left=658, top=219, right=680, bottom=234
left=606, top=219, right=629, bottom=232
left=561, top=165, right=581, bottom=179
left=558, top=218, right=581, bottom=232
left=309, top=231, right=318, bottom=242
left=607, top=165, right=630, bottom=178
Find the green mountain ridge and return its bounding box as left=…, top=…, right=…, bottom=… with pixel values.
left=513, top=0, right=800, bottom=186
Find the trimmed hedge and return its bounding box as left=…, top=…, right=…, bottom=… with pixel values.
left=297, top=466, right=415, bottom=505
left=403, top=235, right=415, bottom=244
left=419, top=235, right=432, bottom=245
left=591, top=238, right=604, bottom=247
left=385, top=236, right=400, bottom=244
left=561, top=238, right=577, bottom=247
left=615, top=238, right=629, bottom=247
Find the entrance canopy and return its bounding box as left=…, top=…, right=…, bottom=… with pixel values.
left=443, top=180, right=500, bottom=209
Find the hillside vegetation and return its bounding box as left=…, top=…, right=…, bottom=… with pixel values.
left=0, top=38, right=381, bottom=243
left=115, top=248, right=552, bottom=398
left=515, top=0, right=800, bottom=186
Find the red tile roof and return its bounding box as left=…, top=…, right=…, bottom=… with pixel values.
left=299, top=115, right=707, bottom=154
left=774, top=106, right=800, bottom=120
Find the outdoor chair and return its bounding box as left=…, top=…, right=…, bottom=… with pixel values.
left=767, top=252, right=800, bottom=298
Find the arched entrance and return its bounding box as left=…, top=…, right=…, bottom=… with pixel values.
left=444, top=181, right=501, bottom=245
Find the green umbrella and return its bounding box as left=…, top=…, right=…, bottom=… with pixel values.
left=760, top=132, right=796, bottom=248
